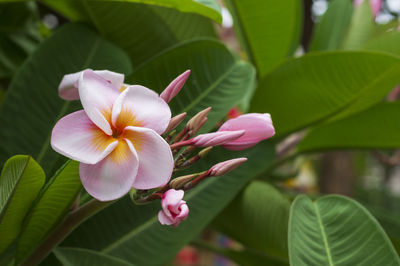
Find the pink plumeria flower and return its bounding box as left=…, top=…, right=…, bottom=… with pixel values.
left=354, top=0, right=382, bottom=17
left=158, top=189, right=189, bottom=227
left=51, top=70, right=174, bottom=201
left=218, top=113, right=275, bottom=150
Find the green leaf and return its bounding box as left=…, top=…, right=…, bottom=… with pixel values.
left=54, top=247, right=133, bottom=266
left=289, top=195, right=400, bottom=266
left=213, top=180, right=290, bottom=258
left=0, top=23, right=132, bottom=174
left=84, top=1, right=216, bottom=69
left=226, top=0, right=302, bottom=76
left=62, top=141, right=275, bottom=265
left=250, top=51, right=400, bottom=136
left=127, top=39, right=255, bottom=132
left=363, top=31, right=400, bottom=57
left=341, top=0, right=375, bottom=49
left=298, top=102, right=400, bottom=152
left=16, top=160, right=82, bottom=264
left=87, top=0, right=221, bottom=23
left=0, top=155, right=45, bottom=255
left=309, top=0, right=353, bottom=51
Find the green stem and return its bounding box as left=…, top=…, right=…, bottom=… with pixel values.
left=22, top=199, right=114, bottom=266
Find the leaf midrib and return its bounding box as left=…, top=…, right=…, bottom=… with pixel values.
left=313, top=202, right=334, bottom=266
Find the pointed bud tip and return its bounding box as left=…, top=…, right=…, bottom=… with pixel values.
left=209, top=157, right=248, bottom=176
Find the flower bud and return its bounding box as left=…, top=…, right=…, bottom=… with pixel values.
left=169, top=173, right=199, bottom=189
left=354, top=0, right=382, bottom=17
left=209, top=158, right=248, bottom=176
left=160, top=70, right=191, bottom=103
left=164, top=113, right=187, bottom=134
left=158, top=189, right=189, bottom=227
left=218, top=113, right=275, bottom=150
left=189, top=130, right=245, bottom=147
left=186, top=107, right=211, bottom=133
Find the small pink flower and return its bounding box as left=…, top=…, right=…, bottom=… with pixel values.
left=354, top=0, right=382, bottom=17
left=51, top=70, right=174, bottom=201
left=160, top=70, right=191, bottom=103
left=218, top=113, right=275, bottom=150
left=158, top=189, right=189, bottom=227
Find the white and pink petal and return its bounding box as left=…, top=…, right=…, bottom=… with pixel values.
left=78, top=70, right=121, bottom=135
left=51, top=110, right=118, bottom=164
left=58, top=69, right=125, bottom=101
left=112, top=86, right=171, bottom=134
left=79, top=139, right=139, bottom=201
left=124, top=126, right=174, bottom=189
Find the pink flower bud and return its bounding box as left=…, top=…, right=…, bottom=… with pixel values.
left=164, top=113, right=187, bottom=134
left=189, top=130, right=245, bottom=147
left=218, top=113, right=275, bottom=150
left=186, top=107, right=211, bottom=134
left=354, top=0, right=382, bottom=17
left=158, top=189, right=189, bottom=227
left=160, top=70, right=191, bottom=103
left=209, top=158, right=248, bottom=176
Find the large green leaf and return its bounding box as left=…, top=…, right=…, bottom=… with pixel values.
left=90, top=0, right=221, bottom=23
left=0, top=155, right=44, bottom=255
left=226, top=0, right=301, bottom=76
left=62, top=141, right=275, bottom=265
left=0, top=23, right=132, bottom=174
left=213, top=180, right=290, bottom=259
left=289, top=195, right=400, bottom=266
left=363, top=31, right=400, bottom=57
left=84, top=1, right=216, bottom=69
left=127, top=39, right=255, bottom=132
left=298, top=102, right=400, bottom=152
left=54, top=247, right=133, bottom=266
left=309, top=0, right=353, bottom=51
left=250, top=51, right=400, bottom=136
left=16, top=160, right=82, bottom=264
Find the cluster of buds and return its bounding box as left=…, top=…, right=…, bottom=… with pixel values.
left=131, top=71, right=275, bottom=227
left=52, top=67, right=275, bottom=228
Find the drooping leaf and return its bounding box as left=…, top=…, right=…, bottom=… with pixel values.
left=84, top=1, right=216, bottom=69
left=213, top=180, right=290, bottom=258
left=127, top=39, right=255, bottom=132
left=250, top=51, right=400, bottom=136
left=309, top=0, right=353, bottom=51
left=62, top=141, right=275, bottom=265
left=0, top=23, right=132, bottom=174
left=289, top=195, right=400, bottom=266
left=53, top=247, right=134, bottom=266
left=298, top=102, right=400, bottom=152
left=0, top=155, right=45, bottom=255
left=226, top=0, right=302, bottom=76
left=16, top=160, right=82, bottom=264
